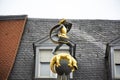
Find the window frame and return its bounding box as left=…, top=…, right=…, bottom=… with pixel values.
left=110, top=46, right=120, bottom=79
left=34, top=46, right=73, bottom=79
left=35, top=47, right=57, bottom=78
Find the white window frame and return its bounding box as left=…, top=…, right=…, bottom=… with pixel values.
left=111, top=46, right=120, bottom=79
left=35, top=47, right=57, bottom=78
left=35, top=46, right=73, bottom=79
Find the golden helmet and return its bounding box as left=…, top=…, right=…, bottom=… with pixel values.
left=58, top=18, right=66, bottom=24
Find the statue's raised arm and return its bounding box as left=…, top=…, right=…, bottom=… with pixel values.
left=49, top=19, right=72, bottom=44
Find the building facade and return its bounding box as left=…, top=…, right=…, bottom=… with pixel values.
left=0, top=15, right=120, bottom=80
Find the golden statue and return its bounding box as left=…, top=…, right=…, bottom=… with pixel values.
left=49, top=19, right=78, bottom=80
left=50, top=19, right=76, bottom=59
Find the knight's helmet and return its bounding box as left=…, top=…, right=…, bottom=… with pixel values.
left=58, top=18, right=66, bottom=24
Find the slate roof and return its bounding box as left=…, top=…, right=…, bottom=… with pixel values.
left=7, top=17, right=120, bottom=80
left=0, top=15, right=27, bottom=80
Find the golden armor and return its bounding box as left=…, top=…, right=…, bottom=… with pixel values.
left=58, top=24, right=69, bottom=38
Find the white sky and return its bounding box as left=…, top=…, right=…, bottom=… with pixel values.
left=0, top=0, right=120, bottom=20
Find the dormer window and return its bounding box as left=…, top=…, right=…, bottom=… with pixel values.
left=114, top=49, right=120, bottom=79
left=35, top=48, right=57, bottom=78
left=105, top=37, right=120, bottom=80
left=33, top=36, right=73, bottom=79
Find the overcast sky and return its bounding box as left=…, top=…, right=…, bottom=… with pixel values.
left=0, top=0, right=120, bottom=20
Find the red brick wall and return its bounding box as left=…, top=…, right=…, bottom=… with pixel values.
left=0, top=19, right=26, bottom=80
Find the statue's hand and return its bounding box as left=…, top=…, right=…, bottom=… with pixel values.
left=56, top=63, right=61, bottom=67
left=68, top=63, right=73, bottom=68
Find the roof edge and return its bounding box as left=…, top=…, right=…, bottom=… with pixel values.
left=33, top=35, right=50, bottom=46
left=0, top=15, right=27, bottom=20
left=108, top=36, right=120, bottom=46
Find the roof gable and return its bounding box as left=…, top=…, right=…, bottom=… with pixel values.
left=105, top=36, right=120, bottom=58
left=33, top=35, right=57, bottom=47
left=109, top=36, right=120, bottom=46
